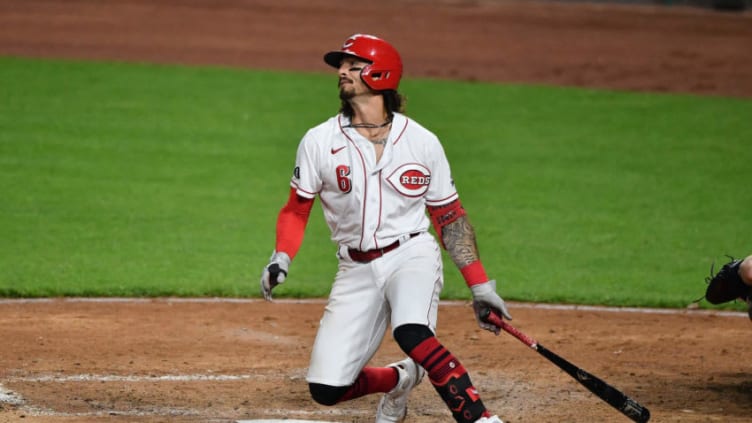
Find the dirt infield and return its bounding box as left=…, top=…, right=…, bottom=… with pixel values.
left=1, top=299, right=751, bottom=422
left=1, top=1, right=752, bottom=422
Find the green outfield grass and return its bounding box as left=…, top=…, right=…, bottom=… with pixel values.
left=1, top=56, right=750, bottom=309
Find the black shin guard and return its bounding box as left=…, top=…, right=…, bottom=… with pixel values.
left=432, top=372, right=486, bottom=423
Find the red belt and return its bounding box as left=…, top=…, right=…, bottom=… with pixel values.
left=348, top=233, right=420, bottom=263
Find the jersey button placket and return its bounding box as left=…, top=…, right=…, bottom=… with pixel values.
left=361, top=168, right=383, bottom=251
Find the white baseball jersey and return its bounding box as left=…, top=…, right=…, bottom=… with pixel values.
left=291, top=112, right=458, bottom=252
left=294, top=112, right=456, bottom=386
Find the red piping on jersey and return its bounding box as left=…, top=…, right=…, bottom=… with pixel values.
left=372, top=171, right=384, bottom=248
left=392, top=117, right=408, bottom=145
left=291, top=181, right=318, bottom=197
left=338, top=115, right=371, bottom=251
left=426, top=192, right=459, bottom=206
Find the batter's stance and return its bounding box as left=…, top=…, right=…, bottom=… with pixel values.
left=260, top=34, right=510, bottom=423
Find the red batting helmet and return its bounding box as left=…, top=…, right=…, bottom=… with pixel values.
left=324, top=34, right=403, bottom=91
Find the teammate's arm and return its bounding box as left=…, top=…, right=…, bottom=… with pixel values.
left=261, top=187, right=314, bottom=301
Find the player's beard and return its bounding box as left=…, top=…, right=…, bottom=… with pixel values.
left=339, top=80, right=355, bottom=101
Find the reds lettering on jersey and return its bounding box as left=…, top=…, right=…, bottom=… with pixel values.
left=291, top=113, right=458, bottom=252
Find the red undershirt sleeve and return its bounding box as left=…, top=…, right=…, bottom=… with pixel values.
left=275, top=187, right=314, bottom=260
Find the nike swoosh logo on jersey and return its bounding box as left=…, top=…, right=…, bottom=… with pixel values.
left=331, top=146, right=346, bottom=155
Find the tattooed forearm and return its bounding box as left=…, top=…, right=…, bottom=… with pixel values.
left=441, top=215, right=480, bottom=268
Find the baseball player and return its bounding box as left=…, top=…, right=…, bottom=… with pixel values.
left=705, top=254, right=752, bottom=319
left=260, top=34, right=509, bottom=423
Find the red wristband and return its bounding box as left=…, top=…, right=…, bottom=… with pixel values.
left=460, top=261, right=488, bottom=287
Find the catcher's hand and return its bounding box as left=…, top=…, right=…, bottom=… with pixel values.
left=470, top=280, right=512, bottom=335
left=260, top=251, right=291, bottom=301
left=704, top=258, right=748, bottom=305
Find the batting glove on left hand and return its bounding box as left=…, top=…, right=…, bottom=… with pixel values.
left=471, top=279, right=512, bottom=335
left=260, top=251, right=291, bottom=301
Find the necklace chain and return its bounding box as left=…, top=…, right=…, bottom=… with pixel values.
left=345, top=117, right=391, bottom=146
left=344, top=117, right=392, bottom=129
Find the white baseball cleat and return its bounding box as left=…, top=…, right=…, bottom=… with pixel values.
left=375, top=357, right=425, bottom=423
left=475, top=415, right=504, bottom=423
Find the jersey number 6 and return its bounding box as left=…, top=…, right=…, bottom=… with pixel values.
left=336, top=165, right=352, bottom=193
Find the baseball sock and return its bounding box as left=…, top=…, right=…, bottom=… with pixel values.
left=336, top=366, right=398, bottom=402
left=409, top=336, right=491, bottom=423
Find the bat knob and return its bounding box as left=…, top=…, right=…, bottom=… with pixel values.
left=622, top=397, right=650, bottom=422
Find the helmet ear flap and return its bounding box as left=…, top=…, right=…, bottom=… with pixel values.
left=359, top=64, right=375, bottom=89
left=360, top=64, right=394, bottom=91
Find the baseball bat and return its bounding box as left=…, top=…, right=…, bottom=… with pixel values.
left=481, top=308, right=650, bottom=423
